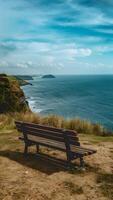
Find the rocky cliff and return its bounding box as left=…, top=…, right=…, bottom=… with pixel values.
left=0, top=74, right=29, bottom=113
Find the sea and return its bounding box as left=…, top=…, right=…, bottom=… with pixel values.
left=22, top=75, right=113, bottom=130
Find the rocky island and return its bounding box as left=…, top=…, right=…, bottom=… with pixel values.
left=42, top=74, right=55, bottom=79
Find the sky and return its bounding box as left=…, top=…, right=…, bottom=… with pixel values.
left=0, top=0, right=113, bottom=75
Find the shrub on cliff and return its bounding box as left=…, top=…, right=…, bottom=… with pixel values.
left=0, top=74, right=29, bottom=113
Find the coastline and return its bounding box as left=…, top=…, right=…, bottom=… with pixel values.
left=22, top=75, right=113, bottom=131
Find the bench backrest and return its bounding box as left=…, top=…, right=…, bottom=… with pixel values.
left=15, top=121, right=80, bottom=148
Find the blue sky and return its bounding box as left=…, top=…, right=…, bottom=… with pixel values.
left=0, top=0, right=113, bottom=74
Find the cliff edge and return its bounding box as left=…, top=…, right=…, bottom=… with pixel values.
left=0, top=74, right=29, bottom=113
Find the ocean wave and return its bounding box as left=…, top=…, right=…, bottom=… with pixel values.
left=28, top=98, right=43, bottom=113
left=33, top=108, right=43, bottom=113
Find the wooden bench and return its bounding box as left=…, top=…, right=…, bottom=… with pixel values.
left=15, top=121, right=97, bottom=168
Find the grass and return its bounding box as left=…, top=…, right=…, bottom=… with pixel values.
left=79, top=134, right=113, bottom=143
left=63, top=181, right=83, bottom=195
left=0, top=114, right=15, bottom=131
left=0, top=111, right=112, bottom=137
left=97, top=173, right=113, bottom=199
left=0, top=112, right=113, bottom=199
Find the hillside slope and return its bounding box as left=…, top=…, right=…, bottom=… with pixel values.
left=0, top=74, right=29, bottom=113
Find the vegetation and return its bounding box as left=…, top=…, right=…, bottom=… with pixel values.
left=0, top=74, right=29, bottom=113
left=16, top=112, right=112, bottom=136
left=63, top=181, right=83, bottom=195
left=97, top=173, right=113, bottom=199
left=0, top=111, right=112, bottom=136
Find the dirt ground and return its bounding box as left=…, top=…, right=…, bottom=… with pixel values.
left=0, top=130, right=113, bottom=200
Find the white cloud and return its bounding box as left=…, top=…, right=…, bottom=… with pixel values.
left=57, top=47, right=92, bottom=61
left=94, top=45, right=113, bottom=53
left=0, top=60, right=9, bottom=67
left=75, top=48, right=92, bottom=57
left=16, top=61, right=33, bottom=68
left=0, top=40, right=93, bottom=75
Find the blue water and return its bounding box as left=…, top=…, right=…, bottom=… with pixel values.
left=23, top=75, right=113, bottom=130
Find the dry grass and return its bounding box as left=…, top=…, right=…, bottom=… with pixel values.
left=63, top=181, right=83, bottom=195
left=0, top=125, right=113, bottom=200
left=0, top=112, right=113, bottom=200
left=0, top=114, right=15, bottom=131
left=96, top=173, right=113, bottom=200
left=0, top=111, right=111, bottom=136
left=0, top=113, right=113, bottom=200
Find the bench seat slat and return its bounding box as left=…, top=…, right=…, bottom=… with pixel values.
left=71, top=146, right=96, bottom=154
left=72, top=148, right=94, bottom=156
left=20, top=135, right=95, bottom=156
left=20, top=136, right=89, bottom=156
left=27, top=134, right=65, bottom=149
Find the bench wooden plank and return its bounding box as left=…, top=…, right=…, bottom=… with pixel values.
left=15, top=121, right=80, bottom=145
left=20, top=135, right=94, bottom=156
left=24, top=128, right=65, bottom=142
left=27, top=134, right=65, bottom=149
left=23, top=121, right=78, bottom=136
left=15, top=122, right=80, bottom=145
left=71, top=145, right=96, bottom=154
left=23, top=127, right=80, bottom=146
left=24, top=125, right=79, bottom=140
left=20, top=135, right=96, bottom=156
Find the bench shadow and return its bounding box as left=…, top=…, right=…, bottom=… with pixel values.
left=0, top=150, right=70, bottom=175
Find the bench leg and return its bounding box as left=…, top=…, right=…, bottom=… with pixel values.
left=66, top=153, right=72, bottom=169
left=80, top=157, right=85, bottom=168
left=24, top=143, right=28, bottom=156
left=36, top=144, right=39, bottom=153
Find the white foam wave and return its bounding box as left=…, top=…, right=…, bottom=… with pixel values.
left=28, top=98, right=43, bottom=113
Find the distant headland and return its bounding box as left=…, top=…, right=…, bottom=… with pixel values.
left=14, top=75, right=33, bottom=86
left=14, top=75, right=33, bottom=81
